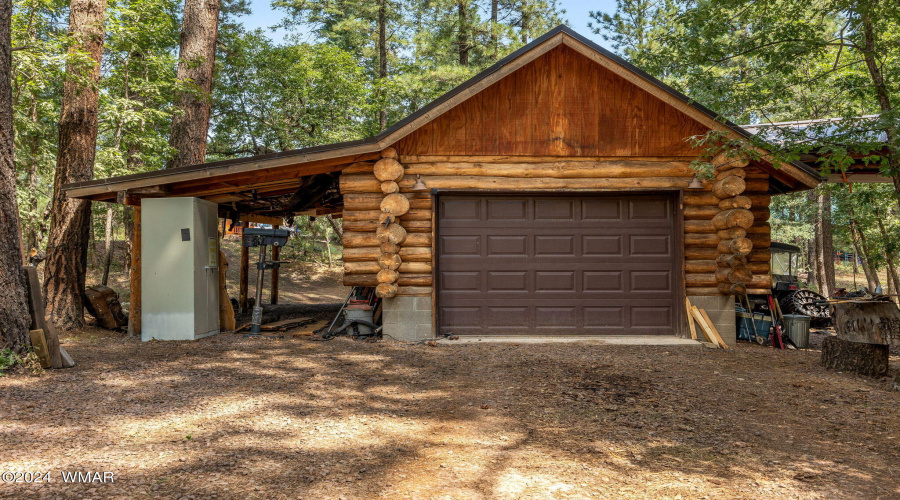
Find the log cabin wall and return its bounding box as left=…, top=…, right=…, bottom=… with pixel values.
left=339, top=158, right=774, bottom=299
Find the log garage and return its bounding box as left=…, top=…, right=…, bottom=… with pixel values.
left=63, top=26, right=822, bottom=343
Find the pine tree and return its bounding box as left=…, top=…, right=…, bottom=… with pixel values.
left=43, top=0, right=107, bottom=329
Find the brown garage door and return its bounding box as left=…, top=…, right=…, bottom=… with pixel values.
left=437, top=194, right=677, bottom=336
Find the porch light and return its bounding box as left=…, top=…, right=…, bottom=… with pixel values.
left=687, top=175, right=704, bottom=190
left=411, top=174, right=428, bottom=192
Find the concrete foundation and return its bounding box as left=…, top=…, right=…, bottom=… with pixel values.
left=689, top=295, right=736, bottom=346
left=381, top=296, right=434, bottom=341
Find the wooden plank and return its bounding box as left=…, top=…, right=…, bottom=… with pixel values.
left=29, top=330, right=51, bottom=368
left=690, top=306, right=719, bottom=347
left=23, top=266, right=62, bottom=368
left=684, top=298, right=698, bottom=340
left=698, top=308, right=729, bottom=349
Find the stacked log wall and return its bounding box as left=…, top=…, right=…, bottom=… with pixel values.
left=340, top=156, right=774, bottom=298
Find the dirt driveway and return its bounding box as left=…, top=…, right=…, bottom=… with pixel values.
left=2, top=328, right=899, bottom=499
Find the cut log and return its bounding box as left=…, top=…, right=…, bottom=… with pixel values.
left=377, top=269, right=399, bottom=284
left=684, top=205, right=720, bottom=220
left=718, top=283, right=747, bottom=295
left=685, top=248, right=719, bottom=260
left=712, top=209, right=754, bottom=230
left=343, top=193, right=431, bottom=211
left=685, top=193, right=769, bottom=207
left=376, top=223, right=408, bottom=245
left=378, top=253, right=402, bottom=270
left=717, top=227, right=748, bottom=240
left=375, top=283, right=399, bottom=298
left=381, top=147, right=398, bottom=159
left=716, top=254, right=748, bottom=267
left=685, top=233, right=720, bottom=248
left=380, top=242, right=400, bottom=254
left=345, top=261, right=382, bottom=274
left=715, top=265, right=753, bottom=284
left=821, top=336, right=889, bottom=377
left=373, top=158, right=404, bottom=182
left=715, top=168, right=746, bottom=181
left=684, top=220, right=716, bottom=233
left=711, top=152, right=749, bottom=171
left=381, top=181, right=400, bottom=194
left=344, top=219, right=431, bottom=233
left=685, top=260, right=718, bottom=273
left=343, top=231, right=429, bottom=248
left=717, top=237, right=753, bottom=255
left=378, top=212, right=395, bottom=226
left=343, top=246, right=431, bottom=262
left=718, top=195, right=752, bottom=210
left=381, top=193, right=410, bottom=216
left=403, top=161, right=695, bottom=178
left=396, top=286, right=432, bottom=297
left=712, top=176, right=746, bottom=199
left=399, top=262, right=432, bottom=274
left=686, top=287, right=723, bottom=296
left=345, top=208, right=431, bottom=222
left=345, top=274, right=434, bottom=287
left=58, top=346, right=75, bottom=367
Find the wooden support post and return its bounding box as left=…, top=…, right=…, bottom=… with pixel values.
left=128, top=206, right=142, bottom=336
left=239, top=220, right=250, bottom=314
left=270, top=224, right=280, bottom=305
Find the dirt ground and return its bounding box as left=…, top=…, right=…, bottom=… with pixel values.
left=3, top=324, right=900, bottom=499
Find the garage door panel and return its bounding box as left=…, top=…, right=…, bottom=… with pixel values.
left=438, top=195, right=676, bottom=336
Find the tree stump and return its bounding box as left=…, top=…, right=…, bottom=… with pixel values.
left=821, top=336, right=889, bottom=377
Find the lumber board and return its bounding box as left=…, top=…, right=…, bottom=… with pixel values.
left=699, top=308, right=729, bottom=349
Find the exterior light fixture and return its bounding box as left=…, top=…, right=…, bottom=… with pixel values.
left=687, top=175, right=704, bottom=190
left=411, top=174, right=428, bottom=192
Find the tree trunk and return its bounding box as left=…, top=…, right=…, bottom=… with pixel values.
left=876, top=213, right=900, bottom=303
left=43, top=0, right=107, bottom=330
left=326, top=214, right=342, bottom=238
left=0, top=0, right=32, bottom=351
left=123, top=205, right=133, bottom=273
left=821, top=336, right=889, bottom=377
left=377, top=0, right=387, bottom=131
left=815, top=188, right=834, bottom=297
left=858, top=7, right=900, bottom=212
left=457, top=1, right=469, bottom=66
left=857, top=222, right=881, bottom=291
left=490, top=0, right=498, bottom=59
left=324, top=232, right=333, bottom=268
left=167, top=0, right=220, bottom=169
left=850, top=221, right=878, bottom=292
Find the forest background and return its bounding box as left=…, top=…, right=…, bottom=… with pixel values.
left=1, top=0, right=898, bottom=345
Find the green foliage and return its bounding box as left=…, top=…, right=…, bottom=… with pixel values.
left=0, top=348, right=18, bottom=374
left=208, top=31, right=373, bottom=157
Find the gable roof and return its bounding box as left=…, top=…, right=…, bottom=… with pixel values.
left=65, top=25, right=822, bottom=201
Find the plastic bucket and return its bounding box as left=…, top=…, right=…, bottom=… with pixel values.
left=736, top=312, right=772, bottom=342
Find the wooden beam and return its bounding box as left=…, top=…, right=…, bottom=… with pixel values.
left=128, top=206, right=142, bottom=336
left=239, top=224, right=250, bottom=314
left=271, top=224, right=280, bottom=305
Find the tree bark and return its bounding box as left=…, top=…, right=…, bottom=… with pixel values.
left=875, top=212, right=900, bottom=303
left=457, top=1, right=469, bottom=65
left=0, top=0, right=32, bottom=351
left=43, top=0, right=107, bottom=330
left=815, top=188, right=834, bottom=297
left=850, top=220, right=878, bottom=291
left=377, top=0, right=387, bottom=131
left=167, top=0, right=220, bottom=169
left=490, top=0, right=498, bottom=59
left=858, top=6, right=900, bottom=212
